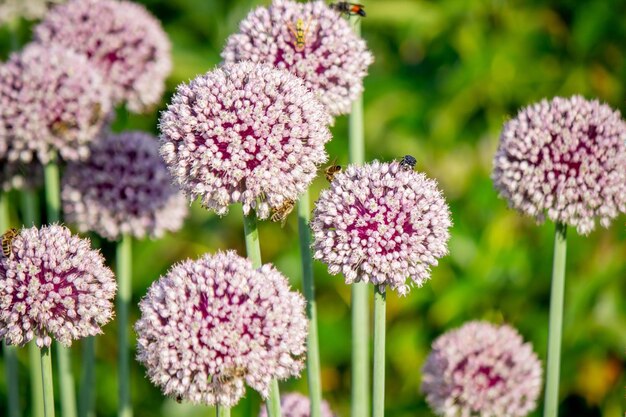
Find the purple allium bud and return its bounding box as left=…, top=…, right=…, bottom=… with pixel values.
left=259, top=393, right=335, bottom=417
left=135, top=251, right=308, bottom=406
left=492, top=95, right=626, bottom=235
left=421, top=321, right=542, bottom=417
left=61, top=130, right=188, bottom=241
left=0, top=225, right=116, bottom=348
left=34, top=0, right=171, bottom=112
left=159, top=61, right=332, bottom=219
left=0, top=44, right=112, bottom=164
left=222, top=0, right=374, bottom=116
left=311, top=160, right=452, bottom=295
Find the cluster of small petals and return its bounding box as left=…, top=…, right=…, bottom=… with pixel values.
left=0, top=225, right=116, bottom=348
left=492, top=95, right=626, bottom=235
left=0, top=157, right=43, bottom=192
left=0, top=44, right=112, bottom=164
left=62, top=131, right=188, bottom=241
left=159, top=61, right=331, bottom=219
left=311, top=160, right=451, bottom=295
left=135, top=251, right=307, bottom=406
left=222, top=0, right=374, bottom=116
left=421, top=321, right=542, bottom=417
left=34, top=0, right=171, bottom=112
left=0, top=0, right=64, bottom=23
left=259, top=393, right=335, bottom=417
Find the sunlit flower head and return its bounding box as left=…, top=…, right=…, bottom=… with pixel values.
left=311, top=160, right=451, bottom=295
left=259, top=393, right=335, bottom=417
left=492, top=95, right=626, bottom=235
left=421, top=321, right=542, bottom=417
left=159, top=61, right=331, bottom=219
left=135, top=251, right=307, bottom=406
left=222, top=0, right=374, bottom=116
left=0, top=225, right=116, bottom=347
left=35, top=0, right=171, bottom=112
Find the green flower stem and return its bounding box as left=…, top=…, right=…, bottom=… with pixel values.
left=44, top=159, right=61, bottom=224
left=78, top=337, right=95, bottom=417
left=543, top=222, right=567, bottom=417
left=349, top=17, right=369, bottom=417
left=242, top=211, right=281, bottom=417
left=216, top=404, right=231, bottom=417
left=117, top=234, right=133, bottom=417
left=372, top=287, right=386, bottom=417
left=20, top=190, right=40, bottom=226
left=297, top=192, right=322, bottom=417
left=40, top=346, right=56, bottom=417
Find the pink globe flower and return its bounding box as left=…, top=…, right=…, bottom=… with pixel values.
left=34, top=0, right=171, bottom=112
left=492, top=95, right=626, bottom=235
left=311, top=160, right=451, bottom=295
left=159, top=61, right=332, bottom=219
left=421, top=321, right=542, bottom=417
left=62, top=130, right=188, bottom=241
left=0, top=44, right=112, bottom=164
left=135, top=251, right=307, bottom=406
left=222, top=0, right=374, bottom=116
left=0, top=225, right=116, bottom=348
left=259, top=393, right=335, bottom=417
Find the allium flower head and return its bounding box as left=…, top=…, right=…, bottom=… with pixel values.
left=35, top=0, right=171, bottom=112
left=62, top=131, right=188, bottom=241
left=135, top=251, right=307, bottom=406
left=159, top=61, right=332, bottom=219
left=421, top=321, right=542, bottom=417
left=259, top=393, right=335, bottom=417
left=0, top=225, right=116, bottom=347
left=222, top=0, right=374, bottom=116
left=492, top=95, right=626, bottom=235
left=0, top=44, right=112, bottom=164
left=311, top=160, right=451, bottom=295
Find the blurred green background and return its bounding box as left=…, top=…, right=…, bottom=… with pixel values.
left=1, top=0, right=625, bottom=416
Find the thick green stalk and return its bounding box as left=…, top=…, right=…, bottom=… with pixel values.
left=297, top=193, right=322, bottom=417
left=242, top=211, right=281, bottom=417
left=349, top=18, right=369, bottom=417
left=44, top=160, right=61, bottom=223
left=372, top=288, right=386, bottom=417
left=78, top=337, right=95, bottom=417
left=543, top=223, right=567, bottom=417
left=117, top=235, right=133, bottom=417
left=216, top=404, right=231, bottom=417
left=20, top=190, right=40, bottom=226
left=40, top=346, right=56, bottom=417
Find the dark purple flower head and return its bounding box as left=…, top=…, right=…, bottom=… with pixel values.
left=135, top=251, right=307, bottom=406
left=62, top=131, right=188, bottom=241
left=222, top=0, right=374, bottom=116
left=159, top=61, right=332, bottom=219
left=34, top=0, right=171, bottom=112
left=311, top=160, right=451, bottom=295
left=493, top=95, right=626, bottom=235
left=0, top=225, right=116, bottom=347
left=259, top=393, right=335, bottom=417
left=0, top=44, right=112, bottom=164
left=421, top=321, right=542, bottom=417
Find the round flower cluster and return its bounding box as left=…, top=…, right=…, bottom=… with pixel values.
left=259, top=393, right=335, bottom=417
left=62, top=131, right=188, bottom=241
left=0, top=225, right=116, bottom=348
left=159, top=61, right=331, bottom=219
left=311, top=160, right=451, bottom=295
left=35, top=0, right=171, bottom=112
left=0, top=44, right=112, bottom=164
left=135, top=251, right=307, bottom=406
left=222, top=0, right=373, bottom=116
left=492, top=95, right=626, bottom=235
left=421, top=321, right=542, bottom=417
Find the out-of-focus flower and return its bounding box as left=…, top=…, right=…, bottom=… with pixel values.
left=62, top=131, right=188, bottom=241
left=311, top=160, right=451, bottom=295
left=0, top=158, right=43, bottom=192
left=222, top=0, right=373, bottom=116
left=259, top=392, right=335, bottom=417
left=135, top=251, right=307, bottom=406
left=34, top=0, right=171, bottom=112
left=492, top=95, right=626, bottom=235
left=0, top=44, right=112, bottom=164
left=159, top=61, right=331, bottom=219
left=421, top=321, right=542, bottom=417
left=0, top=0, right=65, bottom=24
left=0, top=225, right=116, bottom=348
